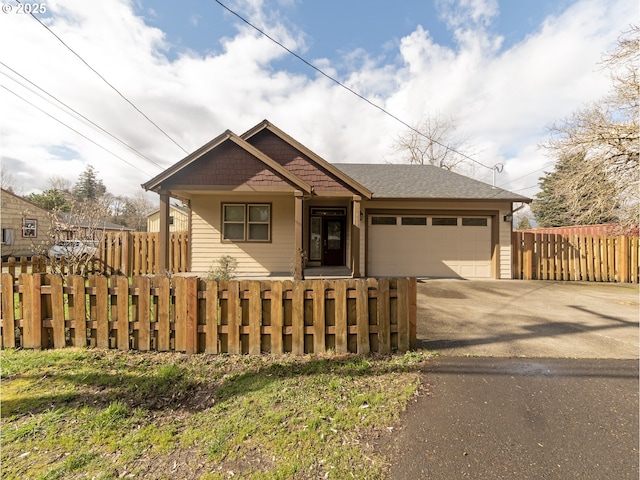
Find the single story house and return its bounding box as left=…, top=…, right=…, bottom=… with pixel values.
left=142, top=120, right=530, bottom=279
left=146, top=203, right=189, bottom=232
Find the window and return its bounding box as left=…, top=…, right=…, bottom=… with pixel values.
left=169, top=216, right=175, bottom=225
left=462, top=218, right=488, bottom=227
left=371, top=216, right=397, bottom=225
left=22, top=219, right=37, bottom=238
left=222, top=203, right=270, bottom=242
left=402, top=217, right=427, bottom=226
left=2, top=228, right=14, bottom=245
left=432, top=217, right=457, bottom=226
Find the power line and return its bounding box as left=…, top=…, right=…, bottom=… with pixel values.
left=1, top=84, right=150, bottom=175
left=0, top=62, right=164, bottom=171
left=212, top=0, right=495, bottom=172
left=498, top=164, right=551, bottom=189
left=18, top=0, right=189, bottom=155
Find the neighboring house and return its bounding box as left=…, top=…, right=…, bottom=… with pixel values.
left=1, top=188, right=54, bottom=258
left=143, top=120, right=530, bottom=279
left=54, top=212, right=133, bottom=240
left=146, top=204, right=189, bottom=232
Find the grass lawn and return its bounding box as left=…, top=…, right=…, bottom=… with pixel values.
left=1, top=348, right=429, bottom=479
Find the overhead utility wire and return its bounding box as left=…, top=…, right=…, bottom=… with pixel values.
left=0, top=62, right=164, bottom=171
left=498, top=164, right=551, bottom=189
left=1, top=84, right=149, bottom=175
left=19, top=0, right=189, bottom=155
left=213, top=0, right=494, bottom=172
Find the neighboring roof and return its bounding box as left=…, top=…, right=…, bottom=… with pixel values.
left=56, top=212, right=134, bottom=231
left=335, top=164, right=531, bottom=201
left=241, top=120, right=372, bottom=199
left=1, top=188, right=53, bottom=214
left=147, top=203, right=189, bottom=218
left=141, top=130, right=312, bottom=194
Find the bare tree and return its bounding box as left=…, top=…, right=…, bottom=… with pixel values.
left=542, top=25, right=639, bottom=225
left=1, top=164, right=17, bottom=193
left=392, top=113, right=478, bottom=176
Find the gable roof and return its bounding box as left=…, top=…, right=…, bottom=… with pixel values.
left=242, top=120, right=372, bottom=199
left=142, top=130, right=312, bottom=194
left=336, top=164, right=530, bottom=201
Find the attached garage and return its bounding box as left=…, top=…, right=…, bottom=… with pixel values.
left=367, top=214, right=492, bottom=278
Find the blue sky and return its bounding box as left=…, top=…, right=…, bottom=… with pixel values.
left=0, top=0, right=636, bottom=206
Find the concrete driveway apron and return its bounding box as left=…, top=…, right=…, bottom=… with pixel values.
left=386, top=280, right=639, bottom=479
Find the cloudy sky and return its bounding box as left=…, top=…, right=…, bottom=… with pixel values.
left=0, top=0, right=635, bottom=204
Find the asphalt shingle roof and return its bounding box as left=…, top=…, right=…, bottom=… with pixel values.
left=335, top=164, right=530, bottom=201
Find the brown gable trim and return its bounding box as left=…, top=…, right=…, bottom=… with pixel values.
left=241, top=120, right=372, bottom=199
left=142, top=130, right=312, bottom=194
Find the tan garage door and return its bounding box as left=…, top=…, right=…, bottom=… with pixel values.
left=367, top=215, right=492, bottom=278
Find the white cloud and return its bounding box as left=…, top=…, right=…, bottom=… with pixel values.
left=0, top=0, right=635, bottom=204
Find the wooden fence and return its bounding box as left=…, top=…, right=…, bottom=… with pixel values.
left=512, top=232, right=640, bottom=283
left=0, top=274, right=417, bottom=355
left=1, top=256, right=47, bottom=276
left=98, top=231, right=189, bottom=276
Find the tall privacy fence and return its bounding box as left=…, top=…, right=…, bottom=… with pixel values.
left=1, top=232, right=189, bottom=277
left=97, top=231, right=189, bottom=275
left=0, top=274, right=417, bottom=355
left=512, top=232, right=639, bottom=283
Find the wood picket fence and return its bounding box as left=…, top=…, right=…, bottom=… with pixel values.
left=0, top=274, right=417, bottom=355
left=512, top=232, right=640, bottom=283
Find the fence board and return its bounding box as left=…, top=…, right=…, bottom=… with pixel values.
left=133, top=276, right=151, bottom=351
left=46, top=275, right=66, bottom=349
left=270, top=281, right=284, bottom=354
left=21, top=273, right=42, bottom=348
left=114, top=276, right=130, bottom=350
left=334, top=280, right=348, bottom=354
left=291, top=282, right=305, bottom=355
left=204, top=279, right=219, bottom=354
left=248, top=281, right=262, bottom=355
left=1, top=273, right=16, bottom=348
left=153, top=276, right=171, bottom=351
left=312, top=280, right=326, bottom=354
left=356, top=279, right=370, bottom=354
left=397, top=278, right=410, bottom=352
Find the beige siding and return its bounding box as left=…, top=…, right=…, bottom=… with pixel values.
left=1, top=189, right=54, bottom=257
left=359, top=199, right=515, bottom=279
left=190, top=194, right=295, bottom=276
left=147, top=206, right=189, bottom=232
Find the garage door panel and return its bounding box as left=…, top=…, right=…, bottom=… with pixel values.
left=368, top=215, right=491, bottom=278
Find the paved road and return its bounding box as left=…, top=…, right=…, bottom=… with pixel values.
left=386, top=281, right=639, bottom=479
left=388, top=357, right=639, bottom=479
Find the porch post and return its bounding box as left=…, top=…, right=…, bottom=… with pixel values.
left=351, top=196, right=361, bottom=278
left=293, top=191, right=304, bottom=280
left=158, top=190, right=170, bottom=273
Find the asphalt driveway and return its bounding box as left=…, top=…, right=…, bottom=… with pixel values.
left=416, top=279, right=639, bottom=359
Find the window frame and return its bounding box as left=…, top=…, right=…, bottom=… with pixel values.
left=22, top=218, right=37, bottom=238
left=222, top=203, right=271, bottom=243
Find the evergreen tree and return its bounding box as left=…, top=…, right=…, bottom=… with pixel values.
left=25, top=188, right=73, bottom=212
left=73, top=165, right=106, bottom=201
left=531, top=153, right=619, bottom=227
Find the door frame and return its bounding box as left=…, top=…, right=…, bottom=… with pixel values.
left=308, top=207, right=347, bottom=266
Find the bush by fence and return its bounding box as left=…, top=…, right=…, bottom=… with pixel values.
left=0, top=274, right=417, bottom=355
left=512, top=232, right=639, bottom=283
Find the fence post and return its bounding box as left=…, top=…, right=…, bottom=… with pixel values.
left=291, top=281, right=305, bottom=355
left=397, top=278, right=410, bottom=352
left=1, top=273, right=16, bottom=348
